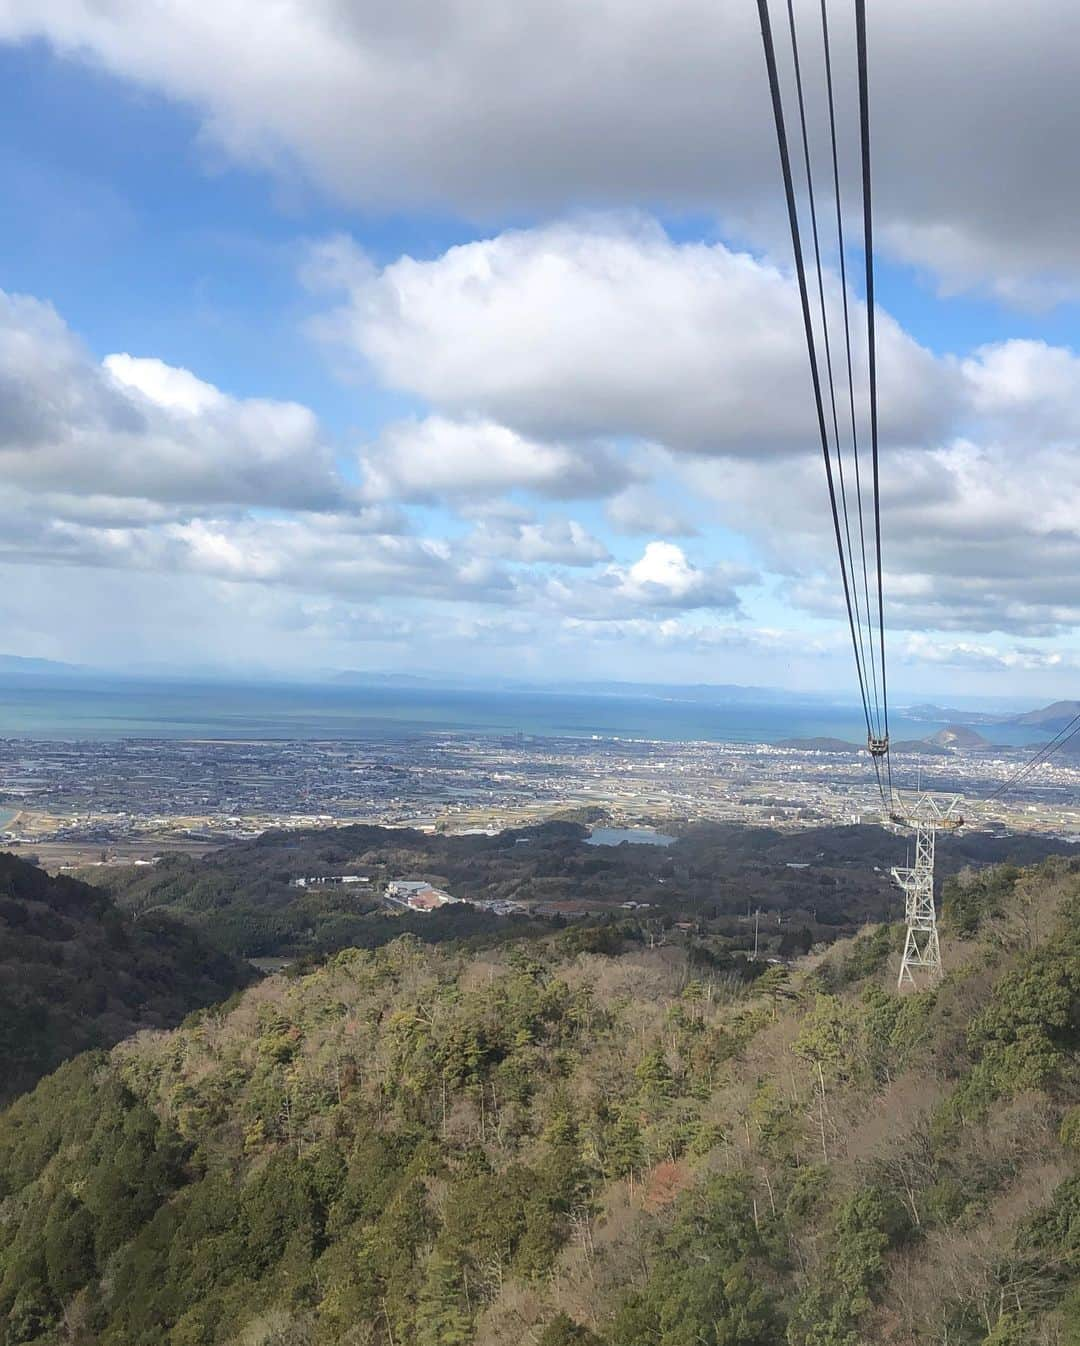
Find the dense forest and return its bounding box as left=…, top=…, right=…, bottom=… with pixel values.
left=0, top=852, right=254, bottom=1104
left=5, top=853, right=1080, bottom=1343
left=87, top=819, right=1072, bottom=960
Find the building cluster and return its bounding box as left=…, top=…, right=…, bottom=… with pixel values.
left=3, top=729, right=1080, bottom=858
left=384, top=879, right=457, bottom=913
left=289, top=875, right=371, bottom=889
left=465, top=897, right=528, bottom=916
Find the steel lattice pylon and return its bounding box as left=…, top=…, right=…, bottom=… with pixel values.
left=890, top=794, right=963, bottom=989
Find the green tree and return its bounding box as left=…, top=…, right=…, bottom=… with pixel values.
left=415, top=1250, right=471, bottom=1346
left=635, top=1046, right=674, bottom=1100
left=43, top=1192, right=96, bottom=1301
left=537, top=1311, right=605, bottom=1345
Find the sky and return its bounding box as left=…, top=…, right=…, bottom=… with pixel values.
left=4, top=0, right=1080, bottom=699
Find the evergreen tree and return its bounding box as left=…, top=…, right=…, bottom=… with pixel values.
left=415, top=1250, right=471, bottom=1346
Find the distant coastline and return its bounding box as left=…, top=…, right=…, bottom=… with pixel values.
left=0, top=673, right=1053, bottom=748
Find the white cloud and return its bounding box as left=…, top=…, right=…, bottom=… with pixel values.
left=0, top=507, right=522, bottom=604
left=559, top=615, right=836, bottom=657
left=683, top=333, right=1080, bottom=638
left=467, top=517, right=610, bottom=566
left=361, top=416, right=632, bottom=501
left=10, top=1, right=1080, bottom=297
left=606, top=484, right=697, bottom=536
left=623, top=541, right=709, bottom=601
left=1, top=496, right=763, bottom=637
left=897, top=635, right=1074, bottom=672
left=104, top=353, right=227, bottom=414
left=961, top=340, right=1080, bottom=441
left=0, top=284, right=762, bottom=632
left=0, top=0, right=768, bottom=214
left=311, top=223, right=950, bottom=456
left=9, top=245, right=1080, bottom=660
left=0, top=290, right=348, bottom=511
left=544, top=541, right=754, bottom=620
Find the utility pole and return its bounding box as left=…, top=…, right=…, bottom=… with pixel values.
left=753, top=907, right=761, bottom=959
left=890, top=794, right=963, bottom=989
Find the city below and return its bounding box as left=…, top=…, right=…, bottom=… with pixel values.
left=3, top=727, right=1080, bottom=871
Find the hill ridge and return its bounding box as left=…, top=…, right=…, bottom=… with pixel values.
left=0, top=850, right=254, bottom=1104
left=5, top=855, right=1080, bottom=1343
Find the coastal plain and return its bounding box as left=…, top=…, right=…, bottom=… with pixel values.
left=4, top=728, right=1080, bottom=875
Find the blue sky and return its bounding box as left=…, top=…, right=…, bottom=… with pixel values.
left=4, top=1, right=1080, bottom=702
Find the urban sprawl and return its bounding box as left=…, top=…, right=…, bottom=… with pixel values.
left=2, top=732, right=1079, bottom=869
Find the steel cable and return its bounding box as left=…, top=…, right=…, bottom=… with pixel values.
left=787, top=0, right=881, bottom=744
left=757, top=0, right=877, bottom=756
left=855, top=0, right=890, bottom=764
left=819, top=0, right=882, bottom=745
left=984, top=711, right=1080, bottom=803
left=758, top=0, right=890, bottom=809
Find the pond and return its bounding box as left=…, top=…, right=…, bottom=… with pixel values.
left=586, top=827, right=677, bottom=847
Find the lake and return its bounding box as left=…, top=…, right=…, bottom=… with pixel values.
left=587, top=827, right=677, bottom=847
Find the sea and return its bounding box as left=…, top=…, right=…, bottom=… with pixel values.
left=0, top=675, right=1050, bottom=747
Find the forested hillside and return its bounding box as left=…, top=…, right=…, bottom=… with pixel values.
left=88, top=819, right=1070, bottom=960
left=5, top=854, right=1080, bottom=1343
left=0, top=852, right=254, bottom=1103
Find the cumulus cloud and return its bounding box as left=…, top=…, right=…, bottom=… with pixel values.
left=8, top=1, right=1080, bottom=296
left=961, top=340, right=1080, bottom=441
left=620, top=541, right=722, bottom=604
left=0, top=290, right=348, bottom=511
left=544, top=542, right=754, bottom=620
left=0, top=0, right=768, bottom=213
left=0, top=494, right=763, bottom=636
left=467, top=517, right=610, bottom=566
left=684, top=333, right=1080, bottom=638
left=0, top=507, right=524, bottom=605
left=606, top=484, right=698, bottom=537
left=0, top=283, right=758, bottom=632
left=311, top=223, right=949, bottom=455
left=104, top=354, right=227, bottom=414
left=10, top=244, right=1080, bottom=659
left=896, top=635, right=1075, bottom=672
left=361, top=416, right=632, bottom=501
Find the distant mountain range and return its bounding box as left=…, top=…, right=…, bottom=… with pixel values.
left=904, top=702, right=1012, bottom=725
left=330, top=669, right=835, bottom=704
left=0, top=653, right=86, bottom=676
left=780, top=700, right=1080, bottom=758
left=905, top=700, right=1080, bottom=732
left=779, top=722, right=992, bottom=755
left=1011, top=700, right=1080, bottom=729
left=0, top=657, right=1076, bottom=730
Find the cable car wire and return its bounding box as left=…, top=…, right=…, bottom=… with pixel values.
left=757, top=0, right=890, bottom=808
left=786, top=0, right=881, bottom=745
left=820, top=0, right=881, bottom=745
left=984, top=710, right=1080, bottom=802
left=855, top=0, right=890, bottom=761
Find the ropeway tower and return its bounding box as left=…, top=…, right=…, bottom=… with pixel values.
left=889, top=794, right=963, bottom=989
